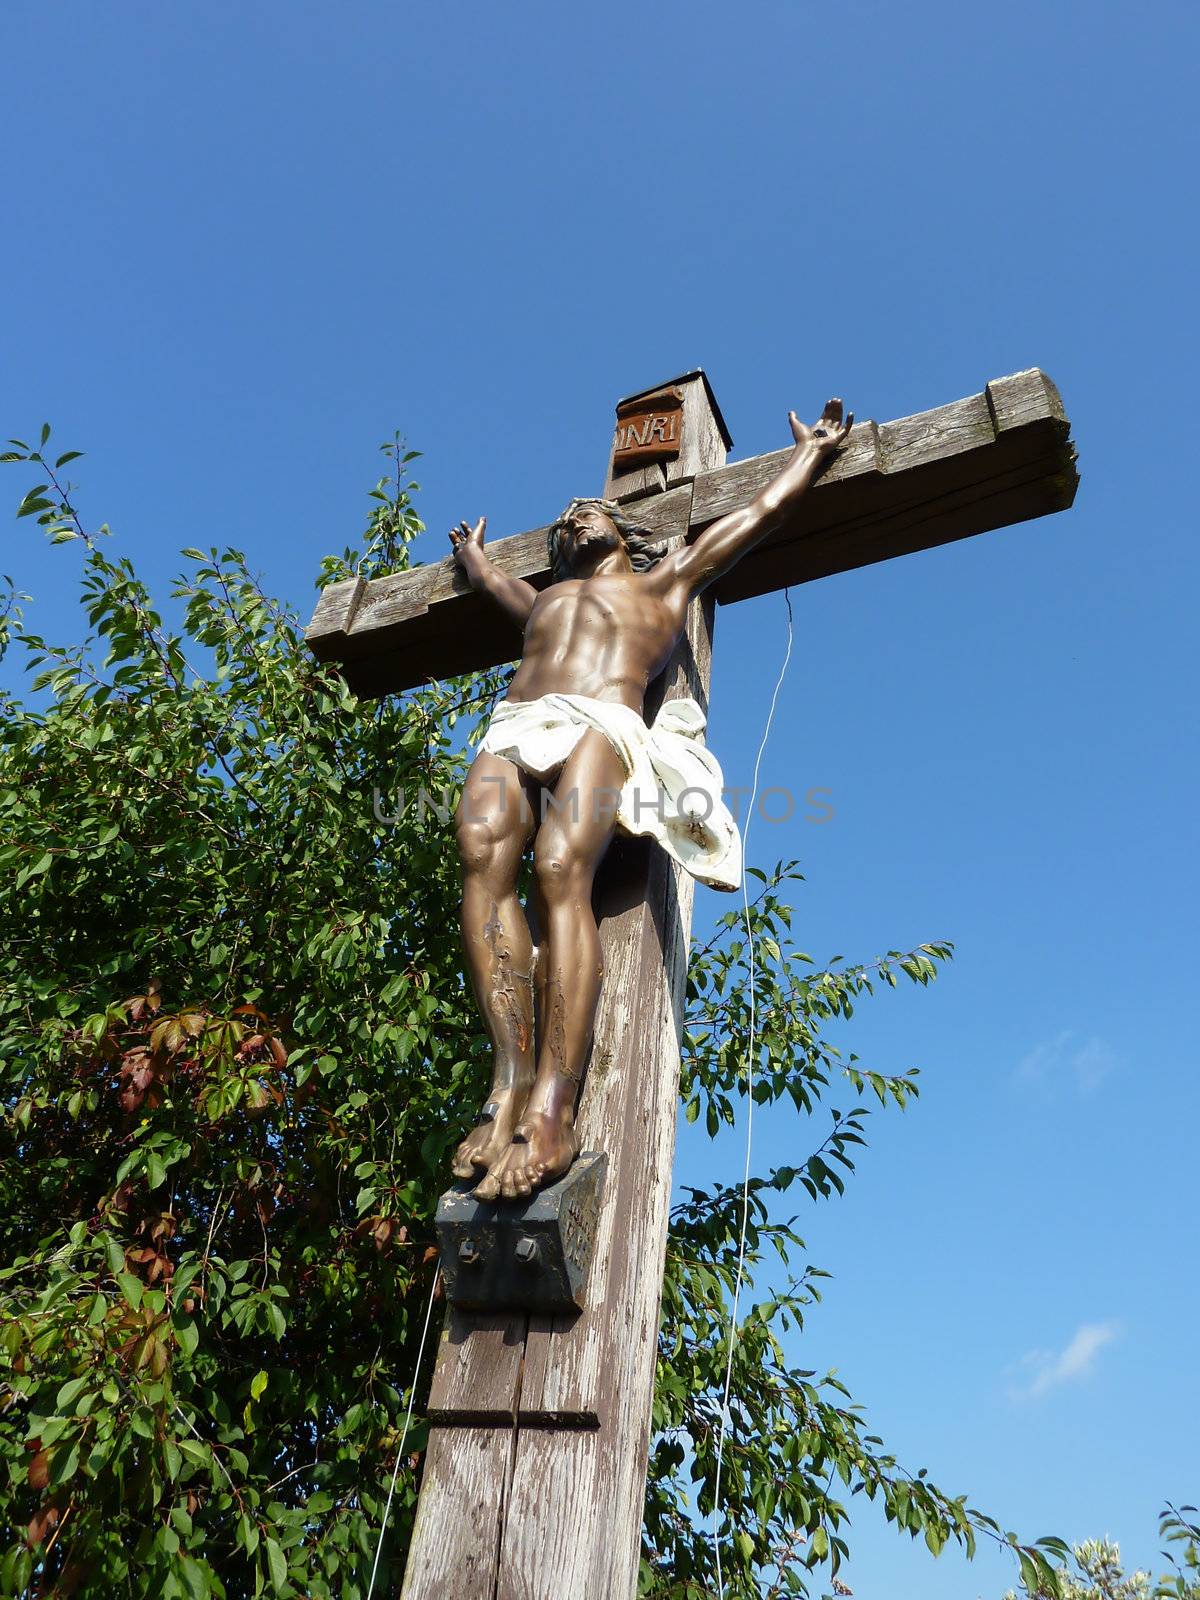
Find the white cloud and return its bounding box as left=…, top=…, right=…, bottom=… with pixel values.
left=1014, top=1321, right=1121, bottom=1399
left=1016, top=1030, right=1118, bottom=1096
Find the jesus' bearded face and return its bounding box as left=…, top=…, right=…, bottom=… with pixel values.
left=559, top=504, right=625, bottom=570
left=546, top=498, right=664, bottom=584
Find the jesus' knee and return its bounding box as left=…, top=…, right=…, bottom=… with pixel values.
left=533, top=829, right=593, bottom=904
left=456, top=813, right=507, bottom=880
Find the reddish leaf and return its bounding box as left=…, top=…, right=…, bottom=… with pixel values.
left=27, top=1501, right=61, bottom=1547
left=27, top=1450, right=50, bottom=1491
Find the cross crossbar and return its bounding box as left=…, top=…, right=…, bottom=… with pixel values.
left=306, top=368, right=1076, bottom=698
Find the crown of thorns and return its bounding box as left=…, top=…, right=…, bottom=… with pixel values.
left=546, top=498, right=664, bottom=584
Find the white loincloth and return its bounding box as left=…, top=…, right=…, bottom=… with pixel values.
left=479, top=692, right=742, bottom=893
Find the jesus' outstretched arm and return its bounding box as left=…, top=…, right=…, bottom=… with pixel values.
left=449, top=516, right=539, bottom=626
left=655, top=399, right=853, bottom=599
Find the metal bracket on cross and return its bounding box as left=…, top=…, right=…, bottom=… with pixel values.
left=435, top=1152, right=609, bottom=1313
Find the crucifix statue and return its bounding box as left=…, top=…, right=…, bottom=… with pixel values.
left=448, top=400, right=852, bottom=1202
left=306, top=368, right=1076, bottom=1600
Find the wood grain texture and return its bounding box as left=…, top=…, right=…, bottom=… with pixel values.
left=708, top=434, right=1075, bottom=606
left=304, top=575, right=365, bottom=656
left=694, top=373, right=1076, bottom=606
left=987, top=367, right=1067, bottom=433
left=605, top=456, right=667, bottom=503
left=398, top=1425, right=514, bottom=1600
left=667, top=371, right=732, bottom=487
left=425, top=1308, right=526, bottom=1425
left=306, top=370, right=1076, bottom=698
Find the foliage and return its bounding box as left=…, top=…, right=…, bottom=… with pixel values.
left=1002, top=1508, right=1200, bottom=1600
left=1156, top=1508, right=1200, bottom=1600
left=0, top=428, right=1065, bottom=1598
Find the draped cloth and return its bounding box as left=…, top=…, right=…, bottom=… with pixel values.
left=479, top=692, right=742, bottom=893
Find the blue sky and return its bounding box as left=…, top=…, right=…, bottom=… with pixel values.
left=4, top=2, right=1196, bottom=1594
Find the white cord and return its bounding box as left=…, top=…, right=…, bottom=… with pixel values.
left=365, top=1265, right=442, bottom=1600
left=711, top=590, right=794, bottom=1599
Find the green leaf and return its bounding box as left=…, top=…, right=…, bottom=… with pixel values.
left=56, top=1375, right=89, bottom=1411
left=174, top=1315, right=199, bottom=1357
left=265, top=1536, right=287, bottom=1592
left=16, top=850, right=52, bottom=885
left=180, top=1557, right=208, bottom=1600
left=116, top=1272, right=143, bottom=1309
left=49, top=1442, right=79, bottom=1486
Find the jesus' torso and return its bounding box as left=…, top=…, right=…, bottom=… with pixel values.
left=507, top=573, right=684, bottom=713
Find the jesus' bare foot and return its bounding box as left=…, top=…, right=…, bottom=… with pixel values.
left=472, top=1110, right=580, bottom=1202
left=451, top=1085, right=530, bottom=1180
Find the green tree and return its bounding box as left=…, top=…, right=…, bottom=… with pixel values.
left=0, top=430, right=1067, bottom=1598
left=1003, top=1508, right=1200, bottom=1600
left=1013, top=1539, right=1155, bottom=1600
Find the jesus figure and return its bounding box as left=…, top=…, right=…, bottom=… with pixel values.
left=449, top=399, right=851, bottom=1201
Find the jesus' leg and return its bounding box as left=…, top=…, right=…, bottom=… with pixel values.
left=475, top=729, right=626, bottom=1201
left=450, top=750, right=539, bottom=1181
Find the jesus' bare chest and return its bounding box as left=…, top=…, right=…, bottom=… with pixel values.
left=514, top=576, right=681, bottom=700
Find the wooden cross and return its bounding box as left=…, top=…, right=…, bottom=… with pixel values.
left=306, top=368, right=1077, bottom=1600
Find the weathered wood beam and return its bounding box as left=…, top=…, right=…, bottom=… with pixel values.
left=696, top=368, right=1076, bottom=604
left=305, top=369, right=1076, bottom=697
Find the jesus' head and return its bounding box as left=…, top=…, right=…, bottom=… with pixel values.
left=546, top=498, right=664, bottom=584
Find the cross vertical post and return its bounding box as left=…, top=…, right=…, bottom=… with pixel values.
left=399, top=374, right=731, bottom=1600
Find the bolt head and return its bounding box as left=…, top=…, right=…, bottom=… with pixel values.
left=458, top=1237, right=481, bottom=1265
left=514, top=1236, right=538, bottom=1264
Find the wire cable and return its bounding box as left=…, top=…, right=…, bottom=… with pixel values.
left=365, top=1264, right=442, bottom=1600
left=711, top=589, right=794, bottom=1599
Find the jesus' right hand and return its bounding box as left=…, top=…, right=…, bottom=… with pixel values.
left=449, top=516, right=487, bottom=570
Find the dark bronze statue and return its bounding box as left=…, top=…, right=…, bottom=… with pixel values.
left=449, top=401, right=852, bottom=1200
